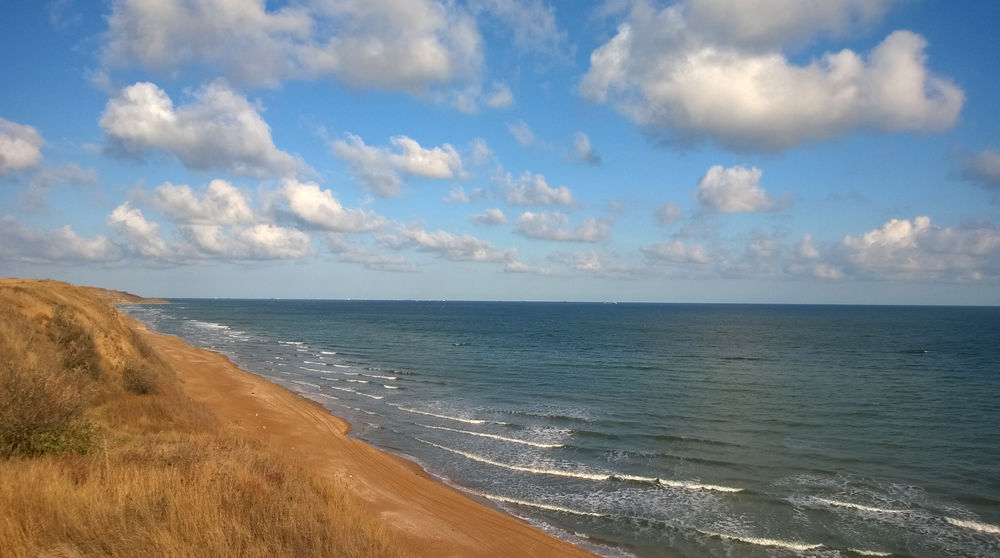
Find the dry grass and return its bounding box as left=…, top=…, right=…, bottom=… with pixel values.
left=0, top=279, right=402, bottom=558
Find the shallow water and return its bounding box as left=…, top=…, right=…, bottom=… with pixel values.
left=124, top=301, right=1000, bottom=558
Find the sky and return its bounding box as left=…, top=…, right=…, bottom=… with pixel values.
left=1, top=0, right=999, bottom=304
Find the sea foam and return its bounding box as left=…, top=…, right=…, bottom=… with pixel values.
left=415, top=423, right=563, bottom=448
left=944, top=516, right=1000, bottom=534
left=698, top=530, right=822, bottom=552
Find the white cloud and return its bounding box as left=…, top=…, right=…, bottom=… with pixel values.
left=20, top=164, right=97, bottom=212
left=840, top=216, right=1000, bottom=280
left=571, top=132, right=601, bottom=165
left=0, top=118, right=44, bottom=176
left=107, top=202, right=172, bottom=259
left=327, top=234, right=413, bottom=271
left=471, top=208, right=507, bottom=225
left=694, top=165, right=783, bottom=213
left=150, top=179, right=254, bottom=225
left=655, top=202, right=682, bottom=226
left=470, top=0, right=568, bottom=57
left=0, top=217, right=120, bottom=263
left=332, top=133, right=462, bottom=197
left=580, top=1, right=962, bottom=151
left=549, top=250, right=630, bottom=277
left=516, top=211, right=611, bottom=242
left=104, top=0, right=482, bottom=94
left=797, top=234, right=820, bottom=259
left=642, top=240, right=710, bottom=264
left=962, top=148, right=1000, bottom=188
left=100, top=81, right=301, bottom=177
left=179, top=222, right=312, bottom=261
left=402, top=226, right=516, bottom=263
left=507, top=120, right=536, bottom=146
left=233, top=224, right=312, bottom=260
left=282, top=179, right=385, bottom=232
left=485, top=83, right=515, bottom=109
left=496, top=171, right=573, bottom=206
left=444, top=185, right=485, bottom=203
left=684, top=0, right=893, bottom=49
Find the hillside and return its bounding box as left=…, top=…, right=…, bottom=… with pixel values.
left=0, top=279, right=400, bottom=557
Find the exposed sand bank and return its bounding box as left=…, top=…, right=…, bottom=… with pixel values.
left=125, top=300, right=595, bottom=557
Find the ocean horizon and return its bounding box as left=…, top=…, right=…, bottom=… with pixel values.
left=123, top=300, right=1000, bottom=558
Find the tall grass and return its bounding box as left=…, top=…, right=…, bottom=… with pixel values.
left=0, top=280, right=402, bottom=558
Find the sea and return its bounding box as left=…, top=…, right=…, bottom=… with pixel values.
left=121, top=300, right=1000, bottom=558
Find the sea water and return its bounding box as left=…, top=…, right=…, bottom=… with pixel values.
left=123, top=301, right=1000, bottom=558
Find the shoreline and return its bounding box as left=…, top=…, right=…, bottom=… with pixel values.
left=122, top=307, right=598, bottom=557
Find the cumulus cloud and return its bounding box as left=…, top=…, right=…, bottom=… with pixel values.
left=0, top=118, right=44, bottom=176
left=507, top=120, right=536, bottom=146
left=642, top=240, right=710, bottom=264
left=282, top=179, right=385, bottom=232
left=571, top=132, right=601, bottom=165
left=231, top=224, right=312, bottom=260
left=471, top=208, right=507, bottom=225
left=580, top=1, right=962, bottom=151
left=180, top=222, right=312, bottom=261
left=495, top=171, right=573, bottom=206
left=100, top=81, right=301, bottom=177
left=104, top=0, right=482, bottom=95
left=0, top=216, right=120, bottom=263
left=332, top=133, right=462, bottom=197
left=327, top=234, right=413, bottom=271
left=402, top=226, right=516, bottom=263
left=656, top=202, right=682, bottom=225
left=516, top=211, right=611, bottom=242
left=150, top=179, right=254, bottom=225
left=549, top=250, right=630, bottom=277
left=840, top=216, right=1000, bottom=281
left=961, top=148, right=1000, bottom=188
left=107, top=203, right=172, bottom=259
left=444, top=185, right=485, bottom=203
left=694, top=165, right=784, bottom=213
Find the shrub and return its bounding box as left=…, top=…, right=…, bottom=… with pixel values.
left=0, top=363, right=93, bottom=458
left=46, top=306, right=101, bottom=380
left=122, top=365, right=157, bottom=395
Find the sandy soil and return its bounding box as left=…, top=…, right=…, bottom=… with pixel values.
left=130, top=318, right=597, bottom=558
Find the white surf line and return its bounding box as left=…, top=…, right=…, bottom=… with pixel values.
left=417, top=439, right=741, bottom=492
left=415, top=423, right=563, bottom=448
left=389, top=404, right=487, bottom=425
left=610, top=472, right=742, bottom=493
left=847, top=549, right=892, bottom=557
left=698, top=530, right=822, bottom=552
left=944, top=516, right=1000, bottom=534
left=416, top=438, right=608, bottom=481
left=478, top=493, right=608, bottom=517
left=812, top=497, right=907, bottom=514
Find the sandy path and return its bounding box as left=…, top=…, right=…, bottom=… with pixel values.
left=133, top=320, right=597, bottom=558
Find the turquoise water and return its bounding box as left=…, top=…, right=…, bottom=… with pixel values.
left=124, top=301, right=1000, bottom=557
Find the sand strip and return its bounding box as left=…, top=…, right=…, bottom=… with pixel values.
left=129, top=317, right=596, bottom=558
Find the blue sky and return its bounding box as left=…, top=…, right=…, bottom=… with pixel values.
left=2, top=0, right=999, bottom=303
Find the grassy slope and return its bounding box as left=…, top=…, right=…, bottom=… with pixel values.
left=0, top=279, right=401, bottom=558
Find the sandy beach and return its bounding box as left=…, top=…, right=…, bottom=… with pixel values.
left=127, top=305, right=595, bottom=557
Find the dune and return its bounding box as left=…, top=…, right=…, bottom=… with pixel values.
left=0, top=278, right=594, bottom=557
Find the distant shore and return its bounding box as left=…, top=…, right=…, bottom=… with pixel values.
left=0, top=278, right=593, bottom=557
